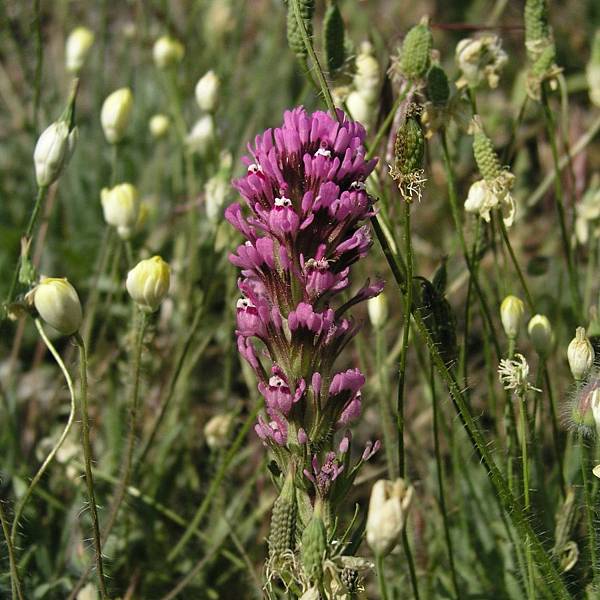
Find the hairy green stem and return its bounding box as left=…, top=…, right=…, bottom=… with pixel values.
left=580, top=436, right=598, bottom=588
left=11, top=320, right=77, bottom=544
left=74, top=333, right=109, bottom=599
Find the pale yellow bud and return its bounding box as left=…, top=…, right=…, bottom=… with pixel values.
left=186, top=115, right=215, bottom=154
left=76, top=583, right=98, bottom=600
left=205, top=176, right=229, bottom=223
left=149, top=114, right=170, bottom=139
left=100, top=183, right=140, bottom=239
left=153, top=36, right=184, bottom=69
left=30, top=277, right=83, bottom=336
left=366, top=478, right=414, bottom=557
left=204, top=413, right=234, bottom=449
left=368, top=294, right=388, bottom=329
left=195, top=70, right=220, bottom=112
left=567, top=327, right=595, bottom=381
left=65, top=27, right=94, bottom=73
left=346, top=91, right=373, bottom=128
left=500, top=295, right=525, bottom=339
left=527, top=314, right=553, bottom=357
left=126, top=256, right=170, bottom=312
left=101, top=88, right=133, bottom=144
left=33, top=121, right=77, bottom=187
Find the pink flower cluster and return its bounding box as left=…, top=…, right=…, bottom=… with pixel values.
left=227, top=107, right=381, bottom=490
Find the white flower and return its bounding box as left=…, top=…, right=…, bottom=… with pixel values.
left=195, top=70, right=220, bottom=112
left=186, top=115, right=215, bottom=154
left=574, top=180, right=600, bottom=245
left=65, top=27, right=94, bottom=73
left=498, top=353, right=540, bottom=395
left=33, top=121, right=77, bottom=187
left=456, top=35, right=507, bottom=89
left=346, top=91, right=372, bottom=126
left=149, top=114, right=170, bottom=139
left=204, top=414, right=234, bottom=449
left=152, top=36, right=184, bottom=69
left=368, top=294, right=388, bottom=329
left=464, top=178, right=516, bottom=227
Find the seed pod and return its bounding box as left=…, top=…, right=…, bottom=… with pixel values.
left=393, top=110, right=425, bottom=177
left=268, top=471, right=297, bottom=561
left=399, top=18, right=432, bottom=80
left=472, top=119, right=502, bottom=182
left=531, top=42, right=556, bottom=78
left=323, top=2, right=345, bottom=72
left=426, top=64, right=450, bottom=107
left=301, top=502, right=327, bottom=585
left=524, top=0, right=551, bottom=48
left=287, top=0, right=315, bottom=59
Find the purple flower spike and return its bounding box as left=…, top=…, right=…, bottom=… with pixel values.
left=229, top=107, right=383, bottom=497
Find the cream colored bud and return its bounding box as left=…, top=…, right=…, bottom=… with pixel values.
left=593, top=463, right=600, bottom=479
left=346, top=91, right=373, bottom=127
left=366, top=478, right=414, bottom=557
left=65, top=27, right=94, bottom=73
left=76, top=583, right=98, bottom=600
left=528, top=314, right=553, bottom=357
left=204, top=413, right=234, bottom=449
left=368, top=294, right=388, bottom=329
left=100, top=183, right=140, bottom=239
left=153, top=36, right=184, bottom=69
left=101, top=88, right=133, bottom=144
left=126, top=256, right=170, bottom=312
left=500, top=295, right=525, bottom=339
left=567, top=327, right=595, bottom=381
left=195, top=70, right=220, bottom=112
left=30, top=277, right=83, bottom=336
left=186, top=115, right=215, bottom=154
left=205, top=176, right=229, bottom=223
left=149, top=114, right=170, bottom=138
left=34, top=121, right=76, bottom=187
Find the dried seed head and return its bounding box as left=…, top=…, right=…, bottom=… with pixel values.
left=399, top=17, right=433, bottom=80
left=426, top=64, right=450, bottom=107
left=323, top=1, right=345, bottom=72
left=268, top=470, right=297, bottom=563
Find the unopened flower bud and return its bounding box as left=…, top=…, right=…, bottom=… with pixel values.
left=204, top=413, right=234, bottom=449
left=65, top=27, right=94, bottom=73
left=346, top=90, right=372, bottom=126
left=101, top=88, right=133, bottom=144
left=186, top=115, right=215, bottom=154
left=587, top=30, right=600, bottom=108
left=195, top=70, right=220, bottom=112
left=567, top=327, right=595, bottom=381
left=33, top=121, right=77, bottom=187
left=76, top=583, right=98, bottom=600
left=500, top=295, right=525, bottom=339
left=126, top=256, right=170, bottom=312
left=152, top=35, right=184, bottom=69
left=366, top=478, right=414, bottom=557
left=100, top=183, right=140, bottom=239
left=29, top=277, right=83, bottom=336
left=368, top=293, right=388, bottom=329
left=528, top=314, right=553, bottom=357
left=149, top=114, right=170, bottom=139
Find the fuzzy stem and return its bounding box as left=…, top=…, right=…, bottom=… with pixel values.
left=167, top=401, right=263, bottom=562
left=375, top=553, right=390, bottom=600
left=430, top=362, right=460, bottom=599
left=73, top=333, right=109, bottom=599
left=11, top=320, right=77, bottom=544
left=540, top=84, right=581, bottom=320
left=5, top=185, right=48, bottom=313
left=580, top=435, right=598, bottom=588
left=0, top=500, right=24, bottom=600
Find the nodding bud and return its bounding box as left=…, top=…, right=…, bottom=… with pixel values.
left=28, top=277, right=83, bottom=336
left=65, top=26, right=94, bottom=73
left=100, top=183, right=140, bottom=240
left=567, top=327, right=595, bottom=381
left=399, top=17, right=433, bottom=80
left=101, top=87, right=133, bottom=144
left=368, top=293, right=388, bottom=329
left=204, top=413, right=234, bottom=449
left=528, top=314, right=553, bottom=357
left=366, top=478, right=414, bottom=557
left=126, top=256, right=170, bottom=313
left=500, top=295, right=525, bottom=340
left=149, top=114, right=170, bottom=139
left=33, top=121, right=77, bottom=187
left=152, top=35, right=185, bottom=69
left=195, top=70, right=220, bottom=112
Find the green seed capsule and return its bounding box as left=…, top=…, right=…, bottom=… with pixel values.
left=426, top=64, right=450, bottom=107
left=323, top=2, right=345, bottom=72
left=472, top=125, right=502, bottom=182
left=268, top=471, right=297, bottom=561
left=286, top=0, right=315, bottom=59
left=301, top=503, right=327, bottom=585
left=524, top=0, right=551, bottom=46
left=531, top=42, right=556, bottom=78
left=394, top=111, right=425, bottom=176
left=399, top=19, right=433, bottom=80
